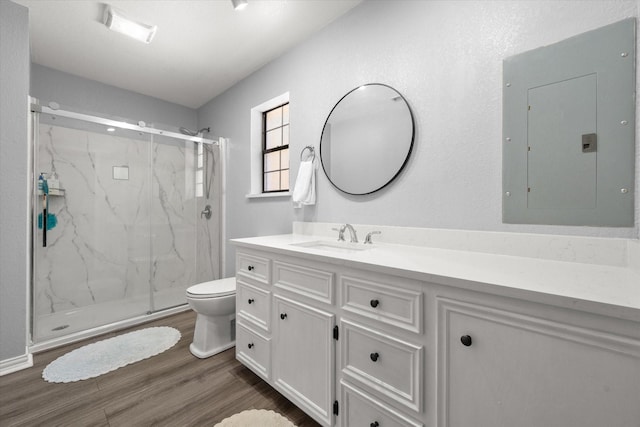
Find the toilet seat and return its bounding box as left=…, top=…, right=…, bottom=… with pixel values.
left=187, top=278, right=236, bottom=299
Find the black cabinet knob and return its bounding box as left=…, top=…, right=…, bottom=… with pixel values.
left=247, top=298, right=254, bottom=304
left=370, top=422, right=379, bottom=427
left=280, top=313, right=287, bottom=320
left=370, top=352, right=379, bottom=362
left=461, top=335, right=472, bottom=347
left=370, top=299, right=380, bottom=308
left=248, top=343, right=254, bottom=349
left=247, top=265, right=254, bottom=271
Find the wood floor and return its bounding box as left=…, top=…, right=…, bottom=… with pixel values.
left=0, top=311, right=320, bottom=427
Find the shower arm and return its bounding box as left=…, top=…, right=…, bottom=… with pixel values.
left=179, top=127, right=210, bottom=137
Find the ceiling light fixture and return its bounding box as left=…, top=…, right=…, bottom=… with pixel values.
left=103, top=6, right=157, bottom=44
left=231, top=0, right=248, bottom=11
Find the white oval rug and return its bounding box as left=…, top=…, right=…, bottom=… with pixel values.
left=42, top=326, right=181, bottom=383
left=215, top=409, right=296, bottom=427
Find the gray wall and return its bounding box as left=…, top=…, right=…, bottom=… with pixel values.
left=197, top=0, right=640, bottom=276
left=0, top=0, right=30, bottom=361
left=31, top=64, right=197, bottom=131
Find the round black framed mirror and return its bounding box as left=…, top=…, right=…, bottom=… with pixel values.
left=319, top=83, right=414, bottom=195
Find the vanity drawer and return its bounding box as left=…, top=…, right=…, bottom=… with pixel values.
left=236, top=322, right=271, bottom=381
left=237, top=280, right=271, bottom=333
left=341, top=319, right=423, bottom=412
left=341, top=381, right=423, bottom=427
left=341, top=274, right=423, bottom=334
left=236, top=252, right=270, bottom=285
left=273, top=260, right=334, bottom=304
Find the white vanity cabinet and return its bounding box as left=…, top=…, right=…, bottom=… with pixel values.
left=233, top=238, right=640, bottom=427
left=235, top=250, right=337, bottom=427
left=437, top=295, right=640, bottom=427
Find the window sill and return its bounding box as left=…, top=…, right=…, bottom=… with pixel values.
left=246, top=192, right=291, bottom=199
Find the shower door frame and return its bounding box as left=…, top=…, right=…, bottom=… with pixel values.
left=28, top=98, right=225, bottom=352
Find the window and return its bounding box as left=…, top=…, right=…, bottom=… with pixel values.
left=262, top=103, right=289, bottom=193
left=248, top=91, right=289, bottom=198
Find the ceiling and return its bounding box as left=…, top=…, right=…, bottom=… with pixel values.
left=13, top=0, right=362, bottom=109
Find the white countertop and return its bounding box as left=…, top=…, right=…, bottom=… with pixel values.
left=231, top=233, right=640, bottom=322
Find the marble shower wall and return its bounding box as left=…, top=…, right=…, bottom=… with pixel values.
left=149, top=134, right=197, bottom=299
left=34, top=123, right=219, bottom=319
left=196, top=142, right=221, bottom=283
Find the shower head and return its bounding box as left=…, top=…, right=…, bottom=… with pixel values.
left=179, top=127, right=210, bottom=136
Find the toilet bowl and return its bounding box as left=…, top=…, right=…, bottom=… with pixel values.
left=186, top=277, right=236, bottom=358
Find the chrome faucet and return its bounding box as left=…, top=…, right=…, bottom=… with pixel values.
left=331, top=224, right=358, bottom=243
left=343, top=224, right=358, bottom=243
left=342, top=224, right=358, bottom=243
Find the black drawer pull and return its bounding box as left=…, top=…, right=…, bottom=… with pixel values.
left=248, top=343, right=254, bottom=349
left=280, top=313, right=287, bottom=320
left=461, top=335, right=472, bottom=347
left=247, top=265, right=254, bottom=271
left=370, top=352, right=379, bottom=362
left=370, top=422, right=379, bottom=427
left=247, top=298, right=254, bottom=304
left=370, top=299, right=379, bottom=308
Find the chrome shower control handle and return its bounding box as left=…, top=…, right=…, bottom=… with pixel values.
left=200, top=205, right=212, bottom=219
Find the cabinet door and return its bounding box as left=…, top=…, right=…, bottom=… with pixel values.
left=438, top=298, right=640, bottom=427
left=273, top=295, right=335, bottom=426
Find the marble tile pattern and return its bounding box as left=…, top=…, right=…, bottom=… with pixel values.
left=34, top=124, right=219, bottom=322
left=196, top=142, right=222, bottom=283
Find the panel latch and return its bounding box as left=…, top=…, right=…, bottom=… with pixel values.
left=582, top=133, right=597, bottom=153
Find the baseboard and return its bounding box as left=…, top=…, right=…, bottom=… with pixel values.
left=0, top=352, right=33, bottom=376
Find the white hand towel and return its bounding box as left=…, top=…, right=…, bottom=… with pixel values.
left=292, top=160, right=316, bottom=208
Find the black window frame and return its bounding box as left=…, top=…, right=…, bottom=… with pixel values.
left=262, top=103, right=289, bottom=193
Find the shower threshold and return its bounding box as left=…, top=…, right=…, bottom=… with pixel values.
left=31, top=295, right=190, bottom=354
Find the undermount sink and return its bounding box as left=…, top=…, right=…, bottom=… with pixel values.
left=290, top=240, right=371, bottom=254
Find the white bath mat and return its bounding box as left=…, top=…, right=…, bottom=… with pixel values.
left=42, top=326, right=181, bottom=383
left=215, top=409, right=296, bottom=427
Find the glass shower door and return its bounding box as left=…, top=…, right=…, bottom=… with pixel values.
left=31, top=106, right=217, bottom=346
left=32, top=113, right=154, bottom=343
left=148, top=134, right=197, bottom=312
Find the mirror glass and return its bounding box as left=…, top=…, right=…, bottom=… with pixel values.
left=320, top=83, right=414, bottom=195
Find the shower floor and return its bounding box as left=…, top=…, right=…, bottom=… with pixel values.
left=31, top=287, right=189, bottom=352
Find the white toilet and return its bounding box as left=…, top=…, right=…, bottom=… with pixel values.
left=186, top=277, right=236, bottom=358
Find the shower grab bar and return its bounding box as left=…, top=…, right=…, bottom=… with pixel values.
left=31, top=103, right=219, bottom=145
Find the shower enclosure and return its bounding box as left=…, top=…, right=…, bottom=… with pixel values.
left=29, top=101, right=224, bottom=349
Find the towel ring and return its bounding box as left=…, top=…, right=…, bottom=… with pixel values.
left=300, top=146, right=315, bottom=162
